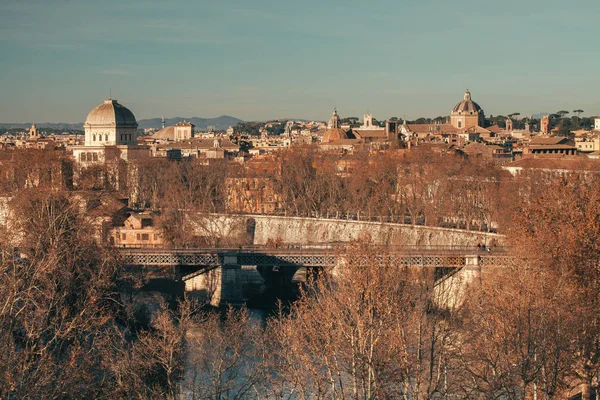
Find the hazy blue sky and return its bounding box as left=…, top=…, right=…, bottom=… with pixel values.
left=1, top=0, right=598, bottom=123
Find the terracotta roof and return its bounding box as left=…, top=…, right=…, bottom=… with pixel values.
left=505, top=157, right=600, bottom=171
left=528, top=144, right=577, bottom=150
left=82, top=193, right=129, bottom=218
left=352, top=129, right=388, bottom=139
left=487, top=124, right=502, bottom=134
left=158, top=138, right=239, bottom=151
left=463, top=142, right=505, bottom=154
left=195, top=138, right=238, bottom=150
left=462, top=125, right=492, bottom=134
left=323, top=127, right=352, bottom=143
left=152, top=126, right=175, bottom=140
left=572, top=129, right=589, bottom=137
left=528, top=136, right=571, bottom=146
left=407, top=124, right=457, bottom=134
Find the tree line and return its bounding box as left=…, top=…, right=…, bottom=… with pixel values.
left=0, top=146, right=576, bottom=246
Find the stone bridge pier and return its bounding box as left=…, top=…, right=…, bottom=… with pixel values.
left=182, top=252, right=496, bottom=308
left=433, top=254, right=482, bottom=309
left=182, top=254, right=304, bottom=307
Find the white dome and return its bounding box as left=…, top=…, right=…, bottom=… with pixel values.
left=84, top=99, right=138, bottom=128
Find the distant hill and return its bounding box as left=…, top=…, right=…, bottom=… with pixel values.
left=0, top=122, right=83, bottom=131
left=0, top=115, right=244, bottom=132
left=138, top=115, right=243, bottom=130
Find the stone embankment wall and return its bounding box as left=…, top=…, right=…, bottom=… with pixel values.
left=192, top=214, right=504, bottom=247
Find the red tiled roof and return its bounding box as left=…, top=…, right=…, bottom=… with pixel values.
left=487, top=124, right=502, bottom=134
left=505, top=157, right=600, bottom=171
left=352, top=129, right=388, bottom=138
left=407, top=124, right=457, bottom=134
left=528, top=136, right=570, bottom=146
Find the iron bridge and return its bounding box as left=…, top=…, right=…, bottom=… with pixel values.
left=118, top=246, right=514, bottom=268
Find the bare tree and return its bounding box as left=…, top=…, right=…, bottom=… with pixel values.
left=268, top=240, right=458, bottom=399
left=183, top=306, right=267, bottom=399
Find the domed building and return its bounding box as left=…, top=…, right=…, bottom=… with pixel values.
left=73, top=99, right=148, bottom=166
left=450, top=90, right=485, bottom=130
left=83, top=99, right=138, bottom=146
left=319, top=108, right=361, bottom=151
left=151, top=120, right=195, bottom=142
left=323, top=109, right=352, bottom=142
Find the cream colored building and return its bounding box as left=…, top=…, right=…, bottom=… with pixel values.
left=450, top=90, right=485, bottom=130
left=361, top=113, right=379, bottom=129
left=83, top=99, right=138, bottom=146
left=151, top=120, right=195, bottom=142
left=113, top=212, right=165, bottom=248
left=575, top=136, right=600, bottom=153
left=595, top=117, right=600, bottom=131
left=71, top=99, right=146, bottom=165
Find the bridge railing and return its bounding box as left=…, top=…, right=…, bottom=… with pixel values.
left=117, top=244, right=511, bottom=255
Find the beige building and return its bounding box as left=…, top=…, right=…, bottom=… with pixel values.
left=575, top=136, right=600, bottom=153
left=71, top=99, right=147, bottom=165
left=152, top=137, right=239, bottom=159
left=83, top=99, right=138, bottom=146
left=113, top=212, right=165, bottom=248
left=151, top=120, right=195, bottom=142
left=361, top=113, right=378, bottom=129
left=450, top=90, right=485, bottom=130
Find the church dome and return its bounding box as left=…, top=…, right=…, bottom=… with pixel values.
left=323, top=127, right=349, bottom=143
left=452, top=90, right=483, bottom=114
left=84, top=99, right=138, bottom=128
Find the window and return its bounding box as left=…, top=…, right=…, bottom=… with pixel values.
left=121, top=233, right=126, bottom=240
left=93, top=135, right=96, bottom=142
left=136, top=233, right=141, bottom=240
left=141, top=234, right=149, bottom=241
left=458, top=121, right=462, bottom=128
left=105, top=134, right=108, bottom=142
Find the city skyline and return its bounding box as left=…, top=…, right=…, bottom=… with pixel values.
left=1, top=0, right=599, bottom=123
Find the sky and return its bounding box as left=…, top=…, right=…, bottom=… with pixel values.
left=0, top=0, right=599, bottom=123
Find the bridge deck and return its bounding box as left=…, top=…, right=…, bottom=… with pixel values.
left=119, top=246, right=513, bottom=268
